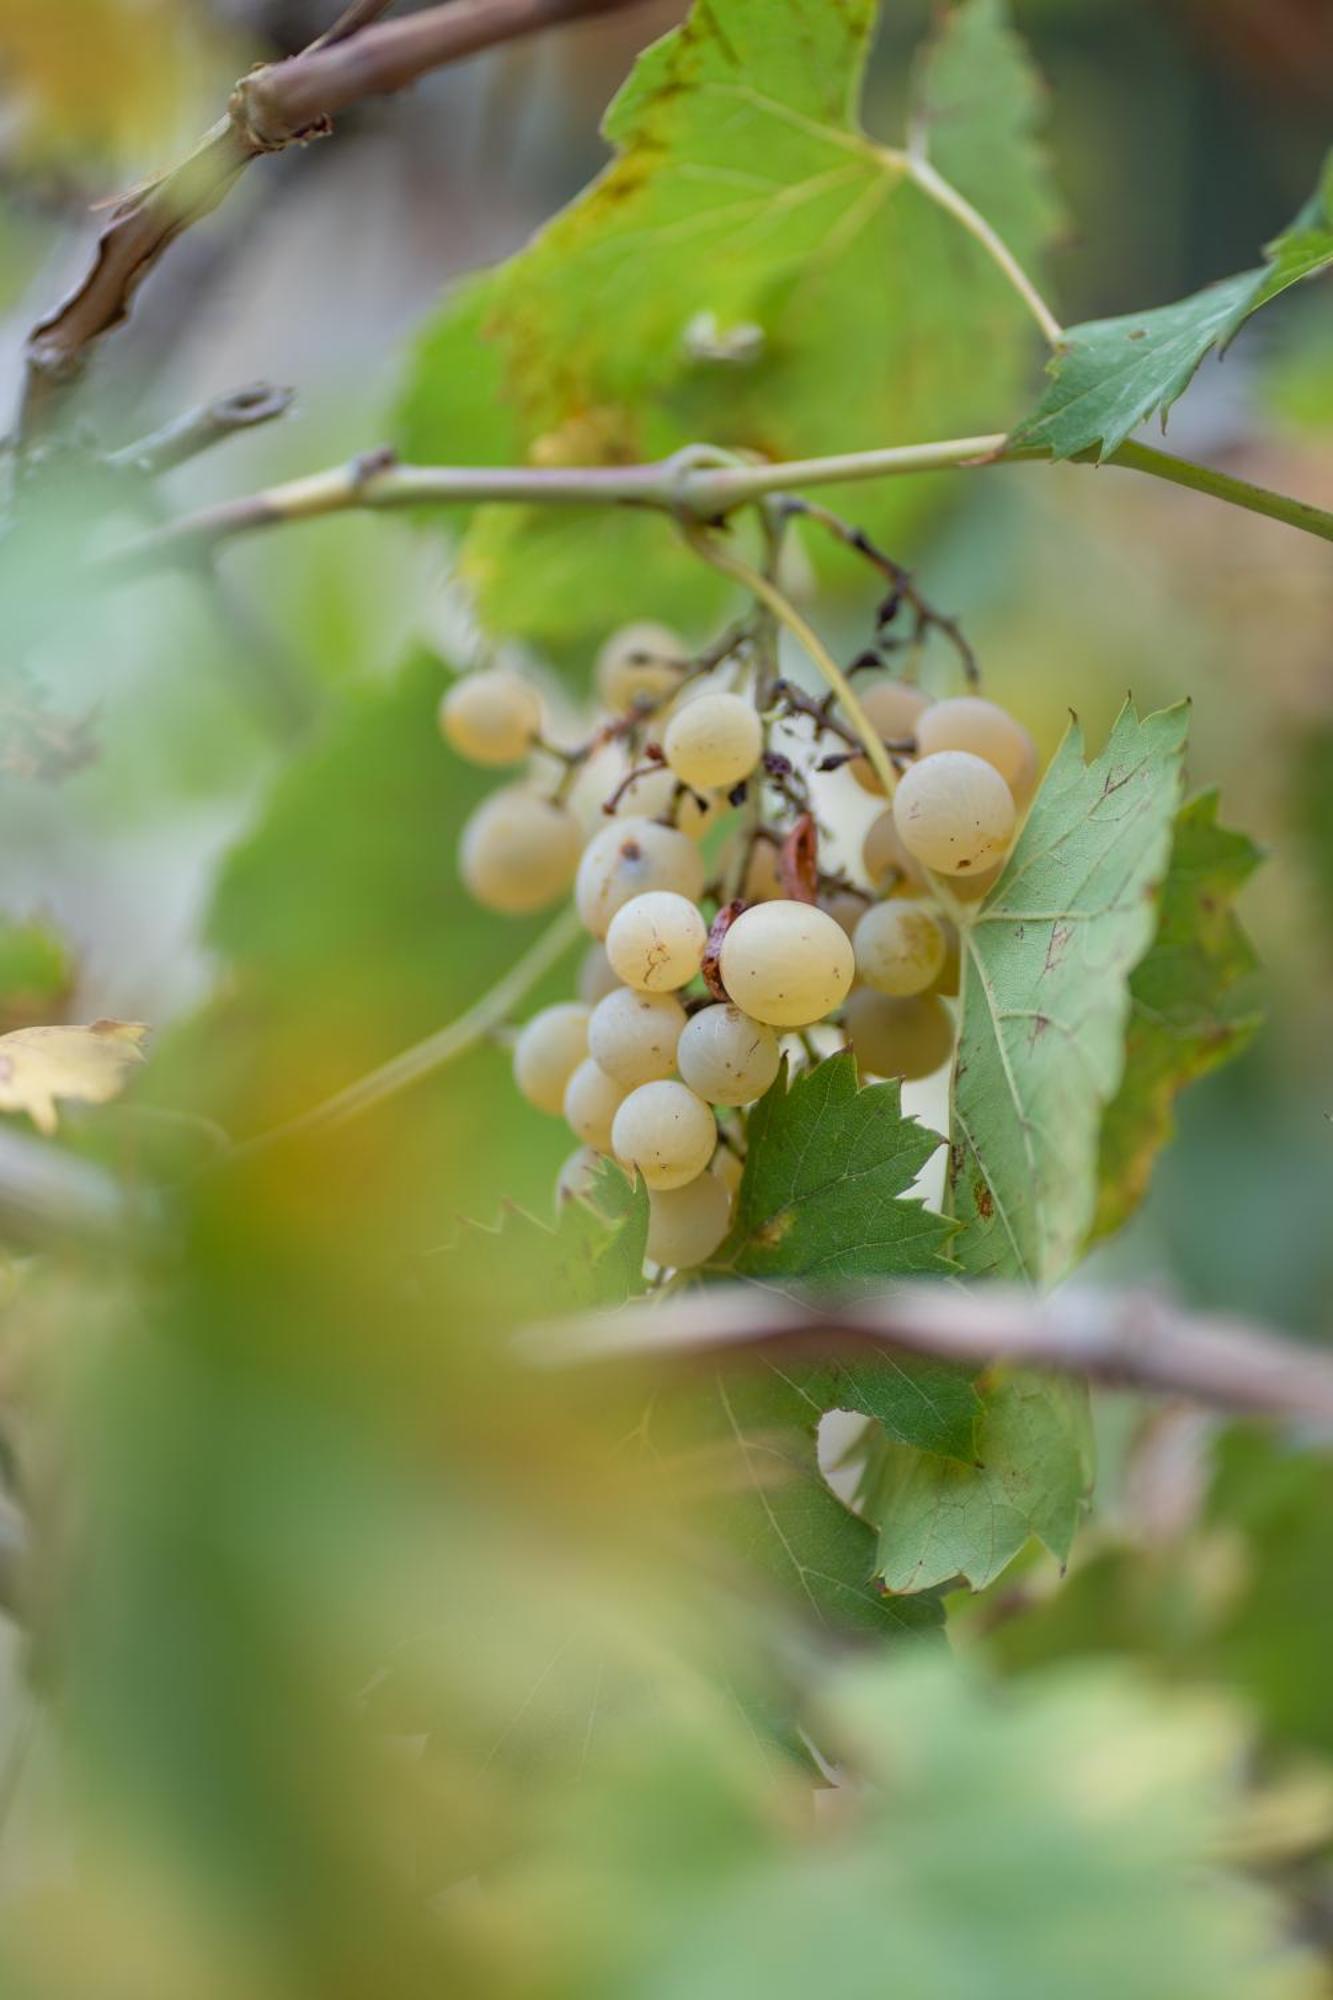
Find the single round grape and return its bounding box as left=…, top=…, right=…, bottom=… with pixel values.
left=710, top=1145, right=744, bottom=1198
left=459, top=788, right=583, bottom=914
left=719, top=901, right=854, bottom=1028
left=563, top=1058, right=629, bottom=1153
left=842, top=988, right=955, bottom=1081
left=554, top=1144, right=605, bottom=1210
left=663, top=691, right=763, bottom=791
left=512, top=1001, right=590, bottom=1115
left=611, top=1079, right=716, bottom=1191
left=676, top=1003, right=780, bottom=1106
left=596, top=622, right=687, bottom=713
left=862, top=810, right=927, bottom=894
left=605, top=891, right=707, bottom=993
left=645, top=1170, right=733, bottom=1268
left=852, top=902, right=947, bottom=998
left=951, top=861, right=1004, bottom=905
left=575, top=817, right=705, bottom=939
left=587, top=986, right=686, bottom=1086
left=849, top=679, right=931, bottom=794
left=577, top=942, right=621, bottom=1007
left=891, top=750, right=1016, bottom=877
left=915, top=696, right=1038, bottom=804
left=439, top=667, right=541, bottom=767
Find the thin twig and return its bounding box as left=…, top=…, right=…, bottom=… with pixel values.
left=521, top=1281, right=1333, bottom=1428
left=900, top=150, right=1063, bottom=349
left=231, top=903, right=582, bottom=1155
left=106, top=383, right=295, bottom=478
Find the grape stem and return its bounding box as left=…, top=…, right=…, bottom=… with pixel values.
left=232, top=903, right=582, bottom=1155
left=682, top=527, right=903, bottom=799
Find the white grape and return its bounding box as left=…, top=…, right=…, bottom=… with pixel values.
left=891, top=750, right=1015, bottom=877
left=862, top=810, right=927, bottom=894
left=611, top=1079, right=716, bottom=1190
left=719, top=900, right=854, bottom=1028
left=675, top=1004, right=780, bottom=1106
left=849, top=679, right=931, bottom=794
left=842, top=988, right=955, bottom=1081
left=577, top=942, right=621, bottom=1006
left=852, top=902, right=947, bottom=998
left=512, top=1002, right=590, bottom=1115
left=915, top=696, right=1038, bottom=804
left=742, top=838, right=784, bottom=903
left=459, top=788, right=583, bottom=914
left=439, top=667, right=541, bottom=767
left=596, top=622, right=687, bottom=713
left=575, top=816, right=705, bottom=938
left=710, top=1145, right=744, bottom=1198
left=645, top=1171, right=733, bottom=1268
left=663, top=691, right=763, bottom=791
left=612, top=763, right=718, bottom=838
left=605, top=891, right=707, bottom=993
left=932, top=919, right=961, bottom=998
left=563, top=1058, right=629, bottom=1153
left=587, top=987, right=686, bottom=1086
left=822, top=889, right=870, bottom=937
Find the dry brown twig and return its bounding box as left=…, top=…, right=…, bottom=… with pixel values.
left=16, top=0, right=649, bottom=445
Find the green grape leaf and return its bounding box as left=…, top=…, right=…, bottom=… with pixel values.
left=460, top=1163, right=650, bottom=1328
left=720, top=1053, right=956, bottom=1283
left=1011, top=151, right=1333, bottom=461
left=1094, top=791, right=1261, bottom=1241
left=950, top=701, right=1189, bottom=1283
left=397, top=0, right=1059, bottom=648
left=858, top=1373, right=1093, bottom=1592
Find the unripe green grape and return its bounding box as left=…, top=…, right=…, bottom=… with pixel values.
left=645, top=1170, right=733, bottom=1268
left=852, top=901, right=947, bottom=998
left=914, top=696, right=1038, bottom=804
left=563, top=1058, right=629, bottom=1153
left=611, top=1079, right=717, bottom=1190
left=719, top=900, right=854, bottom=1028
left=577, top=942, right=621, bottom=1006
left=842, top=988, right=955, bottom=1081
left=596, top=622, right=687, bottom=713
left=459, top=788, right=583, bottom=914
left=587, top=987, right=686, bottom=1086
left=605, top=891, right=707, bottom=993
left=663, top=690, right=763, bottom=791
left=512, top=1001, right=590, bottom=1115
left=575, top=816, right=705, bottom=939
left=862, top=810, right=927, bottom=894
left=848, top=679, right=931, bottom=794
left=676, top=1003, right=780, bottom=1106
left=892, top=750, right=1015, bottom=877
left=439, top=667, right=542, bottom=767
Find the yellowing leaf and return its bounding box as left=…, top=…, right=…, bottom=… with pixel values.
left=0, top=1019, right=150, bottom=1135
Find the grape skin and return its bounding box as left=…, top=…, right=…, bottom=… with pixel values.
left=587, top=987, right=686, bottom=1086
left=719, top=901, right=855, bottom=1028
left=563, top=1058, right=629, bottom=1153
left=605, top=891, right=707, bottom=993
left=575, top=817, right=706, bottom=939
left=676, top=1004, right=780, bottom=1106
left=891, top=750, right=1016, bottom=877
left=512, top=1002, right=590, bottom=1115
left=852, top=902, right=947, bottom=999
left=862, top=810, right=927, bottom=894
left=459, top=789, right=583, bottom=914
left=439, top=668, right=541, bottom=767
left=848, top=679, right=931, bottom=794
left=645, top=1170, right=733, bottom=1268
left=611, top=1079, right=717, bottom=1190
left=577, top=942, right=621, bottom=1006
left=915, top=696, right=1038, bottom=804
left=596, top=623, right=687, bottom=713
left=663, top=691, right=763, bottom=791
left=842, top=988, right=955, bottom=1081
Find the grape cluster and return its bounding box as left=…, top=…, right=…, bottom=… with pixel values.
left=441, top=618, right=1038, bottom=1271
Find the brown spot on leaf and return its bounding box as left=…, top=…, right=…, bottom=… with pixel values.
left=973, top=1180, right=994, bottom=1220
